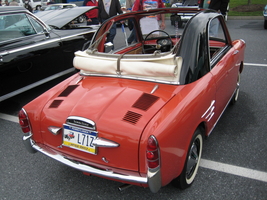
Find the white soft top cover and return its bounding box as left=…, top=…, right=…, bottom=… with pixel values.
left=73, top=50, right=182, bottom=83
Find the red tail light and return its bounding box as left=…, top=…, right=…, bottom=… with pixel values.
left=18, top=109, right=31, bottom=133
left=146, top=135, right=160, bottom=169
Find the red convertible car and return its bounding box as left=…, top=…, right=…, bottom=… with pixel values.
left=19, top=8, right=245, bottom=193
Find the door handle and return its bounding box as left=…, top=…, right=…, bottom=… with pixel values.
left=233, top=50, right=239, bottom=55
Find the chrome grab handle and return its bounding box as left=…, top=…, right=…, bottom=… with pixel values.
left=233, top=50, right=239, bottom=55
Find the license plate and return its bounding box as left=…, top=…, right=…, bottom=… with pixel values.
left=63, top=124, right=97, bottom=154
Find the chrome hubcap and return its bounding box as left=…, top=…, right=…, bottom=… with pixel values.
left=186, top=139, right=199, bottom=179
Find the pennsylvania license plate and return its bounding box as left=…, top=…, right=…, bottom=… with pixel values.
left=63, top=124, right=97, bottom=155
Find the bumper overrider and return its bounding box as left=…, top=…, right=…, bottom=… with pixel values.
left=23, top=132, right=162, bottom=193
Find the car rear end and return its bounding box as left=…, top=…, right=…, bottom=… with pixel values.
left=18, top=73, right=178, bottom=192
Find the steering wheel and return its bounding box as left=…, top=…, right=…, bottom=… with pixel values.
left=143, top=30, right=172, bottom=54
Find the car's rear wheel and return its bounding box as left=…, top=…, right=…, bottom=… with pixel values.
left=230, top=72, right=240, bottom=105
left=264, top=20, right=267, bottom=29
left=36, top=5, right=41, bottom=11
left=172, top=128, right=203, bottom=189
left=78, top=15, right=85, bottom=23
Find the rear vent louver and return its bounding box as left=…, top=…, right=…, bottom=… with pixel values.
left=49, top=100, right=63, bottom=108
left=58, top=85, right=79, bottom=97
left=132, top=93, right=159, bottom=111
left=123, top=111, right=142, bottom=125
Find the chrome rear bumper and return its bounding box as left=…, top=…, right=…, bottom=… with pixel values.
left=23, top=133, right=161, bottom=193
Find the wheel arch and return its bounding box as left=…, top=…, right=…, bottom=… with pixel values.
left=197, top=121, right=206, bottom=137
left=171, top=123, right=205, bottom=189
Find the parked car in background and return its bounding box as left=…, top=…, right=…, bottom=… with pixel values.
left=44, top=3, right=76, bottom=10
left=171, top=0, right=229, bottom=27
left=42, top=3, right=86, bottom=23
left=6, top=0, right=42, bottom=11
left=264, top=5, right=267, bottom=29
left=19, top=8, right=245, bottom=193
left=171, top=0, right=201, bottom=27
left=41, top=3, right=85, bottom=22
left=41, top=0, right=83, bottom=10
left=0, top=6, right=98, bottom=102
left=29, top=0, right=42, bottom=10
left=40, top=0, right=52, bottom=10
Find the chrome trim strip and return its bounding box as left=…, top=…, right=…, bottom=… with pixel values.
left=59, top=30, right=96, bottom=41
left=201, top=100, right=215, bottom=119
left=66, top=116, right=96, bottom=130
left=210, top=46, right=229, bottom=66
left=48, top=126, right=62, bottom=135
left=0, top=68, right=75, bottom=102
left=233, top=50, right=239, bottom=55
left=206, top=89, right=237, bottom=136
left=0, top=36, right=61, bottom=54
left=75, top=76, right=84, bottom=84
left=23, top=133, right=33, bottom=141
left=22, top=133, right=37, bottom=154
left=92, top=137, right=119, bottom=148
left=1, top=30, right=95, bottom=54
left=147, top=166, right=161, bottom=193
left=80, top=72, right=180, bottom=85
left=150, top=85, right=159, bottom=94
left=207, top=111, right=215, bottom=122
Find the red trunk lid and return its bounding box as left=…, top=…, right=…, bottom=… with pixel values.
left=39, top=77, right=176, bottom=171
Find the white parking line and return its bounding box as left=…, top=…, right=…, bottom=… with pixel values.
left=0, top=113, right=19, bottom=123
left=0, top=112, right=266, bottom=184
left=245, top=63, right=267, bottom=67
left=200, top=159, right=267, bottom=183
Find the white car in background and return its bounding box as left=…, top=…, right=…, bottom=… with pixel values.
left=40, top=3, right=86, bottom=23
left=10, top=0, right=42, bottom=10
left=44, top=3, right=77, bottom=10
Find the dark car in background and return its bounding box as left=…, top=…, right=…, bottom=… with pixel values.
left=171, top=0, right=229, bottom=27
left=0, top=6, right=98, bottom=102
left=171, top=0, right=201, bottom=27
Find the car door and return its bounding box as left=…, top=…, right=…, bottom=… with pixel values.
left=209, top=16, right=239, bottom=116
left=0, top=12, right=65, bottom=101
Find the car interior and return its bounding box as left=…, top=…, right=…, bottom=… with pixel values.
left=99, top=15, right=227, bottom=64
